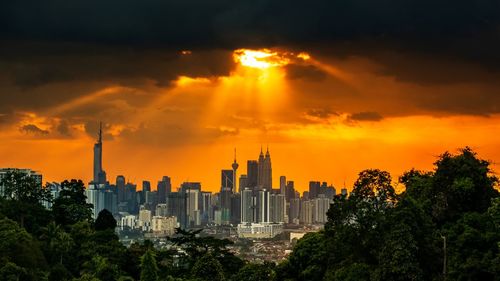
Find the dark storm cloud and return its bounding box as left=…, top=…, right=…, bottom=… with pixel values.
left=20, top=124, right=49, bottom=135
left=1, top=0, right=500, bottom=118
left=1, top=0, right=500, bottom=59
left=305, top=108, right=337, bottom=119
left=348, top=112, right=384, bottom=122
left=0, top=44, right=233, bottom=114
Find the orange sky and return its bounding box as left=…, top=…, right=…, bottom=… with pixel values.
left=1, top=49, right=499, bottom=193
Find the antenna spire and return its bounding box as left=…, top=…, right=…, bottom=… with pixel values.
left=98, top=121, right=102, bottom=143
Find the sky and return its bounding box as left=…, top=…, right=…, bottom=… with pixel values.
left=1, top=0, right=500, bottom=192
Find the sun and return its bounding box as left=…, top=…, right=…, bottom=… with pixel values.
left=233, top=49, right=289, bottom=69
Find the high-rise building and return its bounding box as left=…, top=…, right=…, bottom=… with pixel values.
left=219, top=186, right=232, bottom=225
left=314, top=195, right=332, bottom=223
left=200, top=192, right=213, bottom=225
left=270, top=193, right=285, bottom=223
left=241, top=188, right=253, bottom=223
left=142, top=181, right=151, bottom=192
left=116, top=175, right=126, bottom=202
left=166, top=192, right=187, bottom=229
left=93, top=122, right=107, bottom=184
left=221, top=169, right=234, bottom=190
left=157, top=176, right=171, bottom=204
left=231, top=193, right=241, bottom=224
left=289, top=198, right=301, bottom=224
left=256, top=189, right=270, bottom=223
left=247, top=160, right=258, bottom=190
left=309, top=181, right=321, bottom=199
left=280, top=176, right=286, bottom=196
left=180, top=182, right=201, bottom=193
left=258, top=147, right=272, bottom=190
left=186, top=189, right=200, bottom=227
left=285, top=181, right=296, bottom=202
left=239, top=174, right=248, bottom=193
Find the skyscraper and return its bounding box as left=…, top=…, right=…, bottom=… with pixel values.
left=280, top=176, right=286, bottom=195
left=258, top=147, right=272, bottom=190
left=240, top=188, right=253, bottom=223
left=256, top=189, right=270, bottom=223
left=157, top=176, right=171, bottom=204
left=221, top=169, right=234, bottom=190
left=247, top=160, right=258, bottom=190
left=270, top=193, right=285, bottom=223
left=116, top=175, right=126, bottom=202
left=93, top=122, right=107, bottom=184
left=238, top=174, right=248, bottom=193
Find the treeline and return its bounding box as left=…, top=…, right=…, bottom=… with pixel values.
left=0, top=147, right=499, bottom=280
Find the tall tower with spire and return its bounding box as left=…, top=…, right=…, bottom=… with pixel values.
left=93, top=122, right=107, bottom=184
left=257, top=146, right=272, bottom=190
left=232, top=148, right=239, bottom=193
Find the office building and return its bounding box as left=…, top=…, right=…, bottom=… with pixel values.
left=247, top=160, right=258, bottom=190
left=157, top=176, right=171, bottom=204
left=257, top=147, right=272, bottom=190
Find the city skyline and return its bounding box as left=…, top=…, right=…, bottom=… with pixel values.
left=1, top=2, right=500, bottom=194
left=1, top=134, right=499, bottom=193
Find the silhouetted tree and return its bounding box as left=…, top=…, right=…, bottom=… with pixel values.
left=52, top=179, right=93, bottom=228
left=191, top=253, right=225, bottom=281
left=140, top=250, right=158, bottom=281
left=0, top=170, right=51, bottom=232
left=95, top=209, right=116, bottom=231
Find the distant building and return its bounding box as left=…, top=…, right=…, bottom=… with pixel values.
left=341, top=188, right=348, bottom=196
left=257, top=147, right=272, bottom=190
left=138, top=208, right=152, bottom=231
left=156, top=203, right=168, bottom=216
left=256, top=189, right=270, bottom=223
left=237, top=222, right=283, bottom=239
left=280, top=176, right=286, bottom=196
left=166, top=192, right=187, bottom=229
left=43, top=182, right=61, bottom=209
left=247, top=160, right=258, bottom=190
left=221, top=169, right=234, bottom=190
left=289, top=198, right=301, bottom=224
left=120, top=215, right=137, bottom=229
left=157, top=176, right=171, bottom=204
left=270, top=193, right=285, bottom=223
left=151, top=216, right=177, bottom=236
left=142, top=181, right=151, bottom=192
left=238, top=174, right=248, bottom=193
left=241, top=188, right=254, bottom=223
left=116, top=175, right=126, bottom=202
left=92, top=122, right=107, bottom=185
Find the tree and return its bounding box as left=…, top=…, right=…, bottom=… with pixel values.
left=0, top=218, right=47, bottom=278
left=0, top=170, right=52, bottom=232
left=52, top=179, right=93, bottom=228
left=95, top=209, right=117, bottom=231
left=430, top=147, right=498, bottom=225
left=282, top=232, right=328, bottom=281
left=81, top=255, right=119, bottom=281
left=40, top=222, right=74, bottom=265
left=140, top=250, right=159, bottom=281
left=191, top=253, right=225, bottom=281
left=0, top=262, right=27, bottom=281
left=169, top=228, right=243, bottom=276
left=234, top=263, right=276, bottom=281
